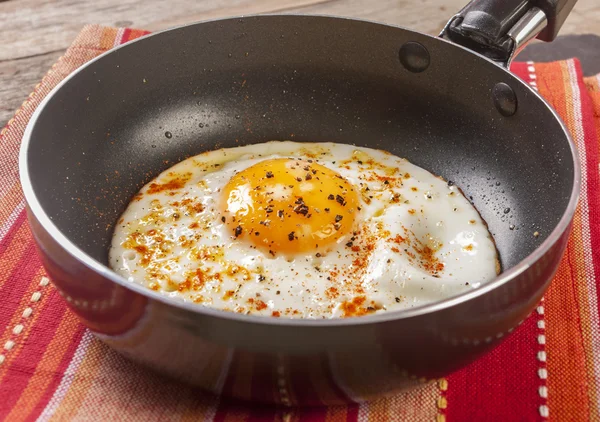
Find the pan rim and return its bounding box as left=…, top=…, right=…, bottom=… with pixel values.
left=19, top=14, right=581, bottom=328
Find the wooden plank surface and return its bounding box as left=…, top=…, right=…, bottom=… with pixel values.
left=1, top=0, right=599, bottom=127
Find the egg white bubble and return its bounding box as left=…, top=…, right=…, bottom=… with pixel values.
left=109, top=141, right=499, bottom=318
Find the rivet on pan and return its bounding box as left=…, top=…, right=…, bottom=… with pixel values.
left=492, top=83, right=518, bottom=117
left=399, top=42, right=430, bottom=73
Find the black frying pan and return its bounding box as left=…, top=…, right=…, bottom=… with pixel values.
left=20, top=0, right=580, bottom=405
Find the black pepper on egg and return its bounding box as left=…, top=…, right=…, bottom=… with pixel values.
left=234, top=226, right=242, bottom=237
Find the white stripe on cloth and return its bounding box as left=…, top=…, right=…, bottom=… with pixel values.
left=113, top=28, right=125, bottom=48
left=0, top=198, right=25, bottom=243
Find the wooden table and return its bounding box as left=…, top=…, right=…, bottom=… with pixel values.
left=1, top=0, right=599, bottom=128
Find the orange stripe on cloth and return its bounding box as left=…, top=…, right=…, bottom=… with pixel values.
left=100, top=27, right=120, bottom=51
left=546, top=230, right=593, bottom=420
left=584, top=76, right=600, bottom=117
left=41, top=336, right=107, bottom=422
left=0, top=183, right=26, bottom=228
left=0, top=184, right=24, bottom=228
left=356, top=381, right=441, bottom=421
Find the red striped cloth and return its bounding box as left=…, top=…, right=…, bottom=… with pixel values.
left=0, top=25, right=598, bottom=421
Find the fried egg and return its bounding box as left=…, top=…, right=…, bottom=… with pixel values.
left=109, top=141, right=499, bottom=318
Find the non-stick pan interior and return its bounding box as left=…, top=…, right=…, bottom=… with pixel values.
left=25, top=16, right=574, bottom=275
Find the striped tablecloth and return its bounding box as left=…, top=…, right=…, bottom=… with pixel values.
left=0, top=25, right=599, bottom=421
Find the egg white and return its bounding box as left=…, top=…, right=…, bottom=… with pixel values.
left=109, top=141, right=499, bottom=318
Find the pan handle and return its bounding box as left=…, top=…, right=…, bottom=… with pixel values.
left=439, top=0, right=578, bottom=68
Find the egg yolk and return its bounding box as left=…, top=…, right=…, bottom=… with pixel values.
left=221, top=158, right=359, bottom=255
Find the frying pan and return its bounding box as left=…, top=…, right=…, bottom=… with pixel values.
left=20, top=0, right=580, bottom=405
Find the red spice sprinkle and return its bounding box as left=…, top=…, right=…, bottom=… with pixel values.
left=414, top=245, right=445, bottom=274
left=391, top=234, right=405, bottom=244
left=340, top=296, right=374, bottom=317
left=192, top=269, right=206, bottom=290
left=326, top=287, right=339, bottom=299
left=147, top=172, right=191, bottom=194
left=255, top=300, right=268, bottom=311
left=178, top=279, right=191, bottom=292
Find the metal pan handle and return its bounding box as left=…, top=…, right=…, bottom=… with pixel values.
left=440, top=0, right=578, bottom=68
